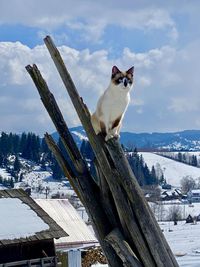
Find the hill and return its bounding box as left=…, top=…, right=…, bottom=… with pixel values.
left=141, top=152, right=200, bottom=187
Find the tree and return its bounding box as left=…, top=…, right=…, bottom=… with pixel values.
left=191, top=155, right=198, bottom=167
left=168, top=205, right=182, bottom=225
left=150, top=166, right=158, bottom=185
left=51, top=158, right=64, bottom=180
left=80, top=140, right=94, bottom=160
left=177, top=152, right=182, bottom=162
left=180, top=176, right=196, bottom=194
left=13, top=156, right=21, bottom=173
left=10, top=178, right=14, bottom=189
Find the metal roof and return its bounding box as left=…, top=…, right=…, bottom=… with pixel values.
left=0, top=189, right=67, bottom=246
left=36, top=199, right=98, bottom=249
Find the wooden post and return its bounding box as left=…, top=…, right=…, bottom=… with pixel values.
left=26, top=35, right=179, bottom=267
left=26, top=65, right=136, bottom=267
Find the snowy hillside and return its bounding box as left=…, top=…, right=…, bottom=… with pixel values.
left=141, top=152, right=200, bottom=187
left=14, top=165, right=74, bottom=199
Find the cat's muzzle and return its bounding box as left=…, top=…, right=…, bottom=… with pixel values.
left=123, top=78, right=128, bottom=87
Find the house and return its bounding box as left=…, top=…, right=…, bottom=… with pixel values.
left=162, top=184, right=172, bottom=190
left=0, top=189, right=67, bottom=267
left=36, top=199, right=98, bottom=267
left=187, top=189, right=200, bottom=203
left=161, top=189, right=183, bottom=201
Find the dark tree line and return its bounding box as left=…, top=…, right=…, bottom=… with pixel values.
left=126, top=148, right=158, bottom=186
left=0, top=132, right=161, bottom=185
left=0, top=132, right=65, bottom=181
left=157, top=151, right=198, bottom=167
left=80, top=141, right=160, bottom=186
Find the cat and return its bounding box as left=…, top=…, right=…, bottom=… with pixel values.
left=91, top=65, right=134, bottom=141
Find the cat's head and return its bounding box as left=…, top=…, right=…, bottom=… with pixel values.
left=111, top=66, right=134, bottom=91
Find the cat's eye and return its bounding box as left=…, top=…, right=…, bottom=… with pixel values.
left=117, top=78, right=123, bottom=83
left=128, top=79, right=132, bottom=84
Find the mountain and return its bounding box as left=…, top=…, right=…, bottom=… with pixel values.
left=120, top=130, right=200, bottom=151
left=51, top=126, right=88, bottom=148
left=52, top=127, right=200, bottom=151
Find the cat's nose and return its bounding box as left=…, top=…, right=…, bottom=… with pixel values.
left=124, top=78, right=128, bottom=87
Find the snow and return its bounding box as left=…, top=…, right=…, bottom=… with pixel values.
left=150, top=202, right=200, bottom=221
left=160, top=221, right=200, bottom=267
left=14, top=165, right=74, bottom=199
left=0, top=198, right=49, bottom=240
left=91, top=221, right=200, bottom=267
left=0, top=168, right=11, bottom=180
left=71, top=131, right=88, bottom=141
left=141, top=152, right=200, bottom=187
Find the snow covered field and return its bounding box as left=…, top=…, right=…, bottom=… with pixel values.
left=161, top=221, right=200, bottom=267
left=92, top=221, right=200, bottom=267
left=141, top=152, right=200, bottom=187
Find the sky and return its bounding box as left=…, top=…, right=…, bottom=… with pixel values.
left=0, top=0, right=200, bottom=135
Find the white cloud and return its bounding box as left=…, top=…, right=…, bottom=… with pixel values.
left=0, top=1, right=181, bottom=43
left=169, top=98, right=200, bottom=113
left=1, top=35, right=200, bottom=134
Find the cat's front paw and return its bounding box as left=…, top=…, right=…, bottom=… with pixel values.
left=105, top=134, right=113, bottom=141
left=113, top=133, right=120, bottom=139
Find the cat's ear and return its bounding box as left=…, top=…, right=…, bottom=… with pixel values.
left=126, top=66, right=134, bottom=76
left=112, top=66, right=121, bottom=76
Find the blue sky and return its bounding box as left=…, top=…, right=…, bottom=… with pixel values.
left=0, top=0, right=200, bottom=135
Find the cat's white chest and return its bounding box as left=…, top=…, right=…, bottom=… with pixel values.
left=100, top=87, right=130, bottom=121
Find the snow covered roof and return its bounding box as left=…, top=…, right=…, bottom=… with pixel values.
left=190, top=189, right=200, bottom=194
left=0, top=189, right=67, bottom=246
left=36, top=199, right=98, bottom=249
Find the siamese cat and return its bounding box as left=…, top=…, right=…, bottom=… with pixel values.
left=91, top=66, right=134, bottom=141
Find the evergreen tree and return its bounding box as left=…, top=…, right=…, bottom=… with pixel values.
left=80, top=140, right=94, bottom=160
left=51, top=158, right=64, bottom=180
left=177, top=152, right=182, bottom=162
left=12, top=134, right=20, bottom=154
left=20, top=132, right=27, bottom=153
left=0, top=153, right=3, bottom=167
left=14, top=156, right=21, bottom=173
left=127, top=150, right=159, bottom=186
left=10, top=178, right=14, bottom=188
left=150, top=165, right=158, bottom=185
left=0, top=132, right=10, bottom=156
left=191, top=155, right=198, bottom=167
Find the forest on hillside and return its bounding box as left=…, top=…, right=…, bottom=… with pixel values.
left=0, top=132, right=163, bottom=188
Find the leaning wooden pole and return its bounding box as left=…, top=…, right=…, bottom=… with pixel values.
left=26, top=66, right=123, bottom=267
left=25, top=35, right=179, bottom=267
left=43, top=35, right=179, bottom=267
left=26, top=64, right=140, bottom=267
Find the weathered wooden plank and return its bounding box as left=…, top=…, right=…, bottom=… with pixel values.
left=105, top=139, right=179, bottom=267
left=43, top=35, right=179, bottom=267
left=105, top=228, right=143, bottom=267
left=43, top=36, right=156, bottom=266
left=26, top=65, right=123, bottom=267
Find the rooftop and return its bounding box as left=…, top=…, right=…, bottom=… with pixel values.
left=36, top=199, right=98, bottom=249
left=0, top=189, right=67, bottom=246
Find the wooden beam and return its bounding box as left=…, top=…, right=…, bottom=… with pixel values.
left=105, top=228, right=143, bottom=267
left=43, top=35, right=178, bottom=267
left=26, top=64, right=123, bottom=267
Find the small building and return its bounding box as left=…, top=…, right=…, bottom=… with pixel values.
left=186, top=214, right=194, bottom=223
left=36, top=199, right=98, bottom=267
left=162, top=184, right=172, bottom=190
left=0, top=189, right=67, bottom=266
left=187, top=189, right=200, bottom=203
